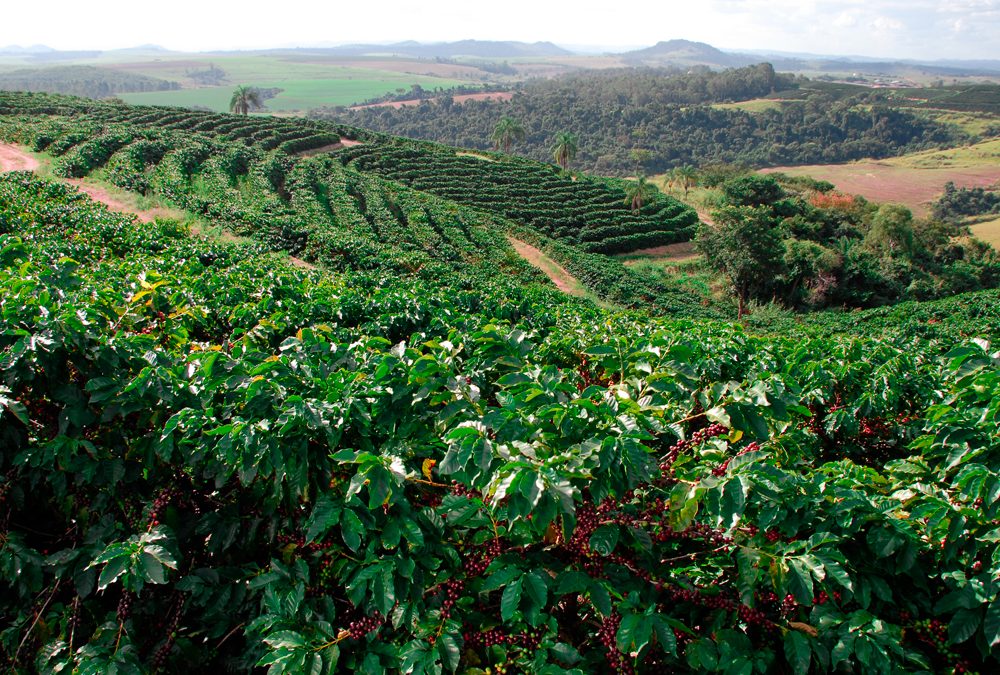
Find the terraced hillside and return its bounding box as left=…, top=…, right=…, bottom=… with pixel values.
left=0, top=91, right=713, bottom=315
left=337, top=143, right=699, bottom=254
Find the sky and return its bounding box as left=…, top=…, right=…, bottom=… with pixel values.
left=1, top=0, right=999, bottom=61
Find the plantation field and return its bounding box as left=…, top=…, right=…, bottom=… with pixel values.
left=763, top=139, right=1000, bottom=215
left=121, top=73, right=468, bottom=113
left=3, top=92, right=1000, bottom=673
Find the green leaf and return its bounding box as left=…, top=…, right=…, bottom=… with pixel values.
left=721, top=476, right=747, bottom=529
left=783, top=631, right=811, bottom=675
left=524, top=570, right=549, bottom=608
left=651, top=615, right=677, bottom=657
left=617, top=612, right=652, bottom=654
left=949, top=608, right=981, bottom=645
left=438, top=633, right=461, bottom=672
left=985, top=599, right=1000, bottom=648
left=304, top=496, right=340, bottom=543
left=817, top=554, right=853, bottom=592
left=589, top=524, right=619, bottom=556
left=341, top=510, right=363, bottom=552
left=501, top=577, right=523, bottom=621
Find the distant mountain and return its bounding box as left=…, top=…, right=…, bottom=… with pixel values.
left=622, top=40, right=758, bottom=68
left=0, top=44, right=55, bottom=54
left=299, top=40, right=573, bottom=59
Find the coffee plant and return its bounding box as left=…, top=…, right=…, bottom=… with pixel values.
left=1, top=169, right=1000, bottom=675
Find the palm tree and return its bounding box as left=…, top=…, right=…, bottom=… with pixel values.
left=624, top=176, right=658, bottom=213
left=490, top=116, right=525, bottom=153
left=551, top=132, right=578, bottom=171
left=670, top=165, right=698, bottom=197
left=229, top=85, right=263, bottom=116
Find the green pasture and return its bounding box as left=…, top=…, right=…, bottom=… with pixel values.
left=120, top=72, right=467, bottom=112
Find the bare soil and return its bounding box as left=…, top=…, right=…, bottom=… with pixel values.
left=507, top=236, right=585, bottom=296
left=0, top=143, right=40, bottom=173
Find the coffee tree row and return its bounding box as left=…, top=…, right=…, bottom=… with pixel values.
left=1, top=172, right=999, bottom=673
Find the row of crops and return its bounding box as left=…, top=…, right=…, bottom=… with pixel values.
left=0, top=91, right=372, bottom=153
left=0, top=108, right=546, bottom=293
left=0, top=92, right=720, bottom=316
left=337, top=144, right=699, bottom=254
left=1, top=93, right=702, bottom=258
left=2, top=170, right=1000, bottom=674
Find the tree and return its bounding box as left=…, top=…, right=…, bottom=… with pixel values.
left=551, top=131, right=578, bottom=171
left=696, top=205, right=786, bottom=318
left=229, top=85, right=263, bottom=116
left=623, top=176, right=658, bottom=213
left=865, top=204, right=916, bottom=259
left=490, top=116, right=525, bottom=153
left=670, top=165, right=698, bottom=197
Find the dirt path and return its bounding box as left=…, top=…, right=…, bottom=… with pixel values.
left=65, top=180, right=176, bottom=223
left=0, top=143, right=41, bottom=172
left=507, top=236, right=585, bottom=297
left=1, top=141, right=318, bottom=270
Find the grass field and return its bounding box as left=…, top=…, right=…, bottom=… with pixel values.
left=971, top=216, right=1000, bottom=247
left=762, top=138, right=1000, bottom=215
left=711, top=98, right=785, bottom=113
left=121, top=70, right=467, bottom=112
left=82, top=52, right=475, bottom=112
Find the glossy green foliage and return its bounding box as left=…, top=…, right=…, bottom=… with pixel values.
left=2, top=173, right=1000, bottom=674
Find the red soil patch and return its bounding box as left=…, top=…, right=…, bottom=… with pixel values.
left=340, top=138, right=363, bottom=147
left=507, top=236, right=584, bottom=296
left=66, top=180, right=174, bottom=223
left=0, top=143, right=40, bottom=173
left=350, top=91, right=513, bottom=110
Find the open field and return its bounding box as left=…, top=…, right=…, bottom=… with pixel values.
left=23, top=52, right=479, bottom=112
left=711, top=98, right=785, bottom=113
left=971, top=215, right=1000, bottom=247
left=121, top=71, right=468, bottom=112
left=763, top=138, right=1000, bottom=215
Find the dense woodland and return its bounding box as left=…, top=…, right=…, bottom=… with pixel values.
left=0, top=66, right=180, bottom=99
left=933, top=182, right=1000, bottom=222
left=324, top=66, right=964, bottom=175
left=1, top=92, right=1000, bottom=674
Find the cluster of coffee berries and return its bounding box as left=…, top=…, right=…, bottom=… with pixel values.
left=463, top=627, right=540, bottom=651
left=665, top=587, right=776, bottom=631
left=463, top=539, right=502, bottom=577
left=439, top=579, right=464, bottom=619
left=348, top=612, right=384, bottom=640
left=659, top=423, right=728, bottom=480
left=712, top=442, right=762, bottom=476
left=148, top=486, right=181, bottom=527
left=596, top=613, right=634, bottom=674
left=651, top=522, right=732, bottom=546
left=151, top=598, right=184, bottom=671
left=450, top=480, right=479, bottom=499
left=116, top=591, right=134, bottom=623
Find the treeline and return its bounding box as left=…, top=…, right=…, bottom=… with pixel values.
left=697, top=174, right=999, bottom=311
left=322, top=66, right=962, bottom=175
left=0, top=65, right=179, bottom=99
left=932, top=181, right=1000, bottom=221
